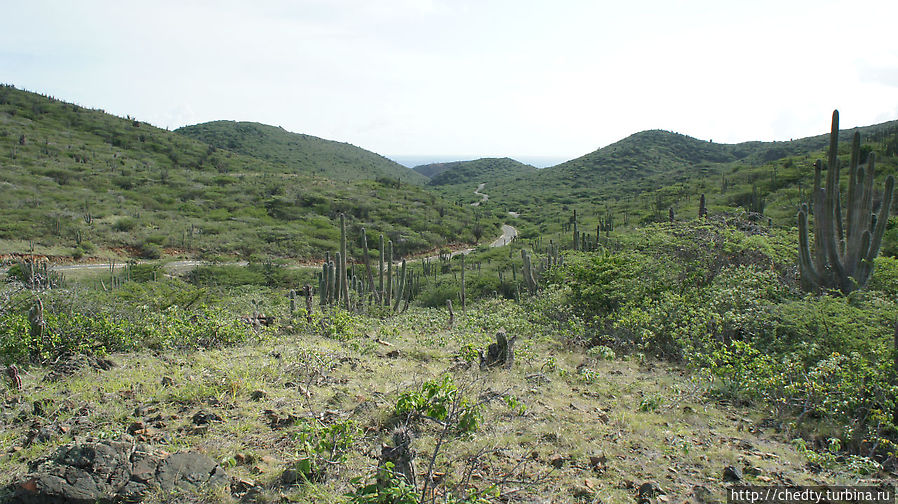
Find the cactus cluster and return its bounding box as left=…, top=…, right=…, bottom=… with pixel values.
left=797, top=111, right=894, bottom=294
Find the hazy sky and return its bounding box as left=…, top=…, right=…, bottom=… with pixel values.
left=3, top=0, right=898, bottom=161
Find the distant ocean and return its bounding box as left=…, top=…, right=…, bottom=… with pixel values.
left=388, top=155, right=567, bottom=169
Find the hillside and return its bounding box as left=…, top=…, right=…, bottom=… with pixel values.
left=543, top=121, right=898, bottom=190
left=453, top=119, right=898, bottom=243
left=424, top=157, right=538, bottom=186
left=0, top=85, right=491, bottom=261
left=2, top=85, right=898, bottom=503
left=412, top=162, right=453, bottom=179
left=176, top=121, right=428, bottom=185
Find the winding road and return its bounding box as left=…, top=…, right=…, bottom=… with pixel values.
left=8, top=184, right=520, bottom=275
left=471, top=183, right=488, bottom=206
left=491, top=224, right=517, bottom=247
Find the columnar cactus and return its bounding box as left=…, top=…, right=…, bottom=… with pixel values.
left=798, top=110, right=894, bottom=294
left=521, top=250, right=538, bottom=295
left=386, top=240, right=393, bottom=307
left=392, top=259, right=407, bottom=313
left=460, top=253, right=466, bottom=314
left=339, top=214, right=349, bottom=309
left=378, top=234, right=385, bottom=301
left=360, top=228, right=378, bottom=303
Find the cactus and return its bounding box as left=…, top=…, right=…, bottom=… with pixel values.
left=378, top=234, right=385, bottom=301
left=699, top=194, right=707, bottom=218
left=303, top=285, right=313, bottom=323
left=749, top=185, right=765, bottom=214
left=327, top=260, right=336, bottom=305
left=521, top=250, right=538, bottom=295
left=386, top=240, right=394, bottom=307
left=393, top=259, right=407, bottom=313
left=460, top=253, right=466, bottom=314
left=319, top=267, right=327, bottom=307
left=340, top=214, right=349, bottom=309
left=360, top=228, right=378, bottom=303
left=797, top=110, right=895, bottom=294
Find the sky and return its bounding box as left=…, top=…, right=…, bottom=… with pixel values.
left=3, top=0, right=898, bottom=164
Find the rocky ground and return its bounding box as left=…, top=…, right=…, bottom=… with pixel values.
left=0, top=301, right=893, bottom=503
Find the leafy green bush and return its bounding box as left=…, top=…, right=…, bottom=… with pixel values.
left=395, top=375, right=482, bottom=434
left=288, top=418, right=357, bottom=483
left=545, top=251, right=656, bottom=318
left=417, top=281, right=458, bottom=308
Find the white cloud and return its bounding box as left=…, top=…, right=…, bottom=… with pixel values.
left=3, top=0, right=898, bottom=158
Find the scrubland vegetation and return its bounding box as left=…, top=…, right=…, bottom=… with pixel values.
left=1, top=85, right=897, bottom=502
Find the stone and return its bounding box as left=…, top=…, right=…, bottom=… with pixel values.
left=157, top=452, right=230, bottom=491
left=637, top=481, right=663, bottom=499
left=191, top=410, right=223, bottom=425
left=723, top=465, right=743, bottom=482
left=549, top=454, right=567, bottom=468
left=13, top=439, right=230, bottom=503
left=692, top=485, right=714, bottom=503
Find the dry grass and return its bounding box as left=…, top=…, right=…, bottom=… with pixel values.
left=0, top=303, right=886, bottom=503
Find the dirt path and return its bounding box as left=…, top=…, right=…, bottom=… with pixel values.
left=490, top=224, right=518, bottom=247
left=471, top=182, right=488, bottom=206
left=38, top=223, right=519, bottom=275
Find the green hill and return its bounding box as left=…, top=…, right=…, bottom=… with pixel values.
left=0, top=85, right=492, bottom=261
left=425, top=157, right=538, bottom=186
left=444, top=120, right=898, bottom=244
left=176, top=121, right=428, bottom=185
left=412, top=162, right=453, bottom=179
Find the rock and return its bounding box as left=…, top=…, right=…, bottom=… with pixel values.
left=44, top=353, right=115, bottom=382
left=637, top=481, right=663, bottom=500
left=13, top=439, right=229, bottom=503
left=157, top=452, right=230, bottom=491
left=549, top=454, right=567, bottom=468
left=525, top=373, right=551, bottom=385
left=263, top=409, right=298, bottom=429
left=692, top=485, right=714, bottom=503
left=191, top=410, right=223, bottom=425
left=571, top=484, right=593, bottom=499
left=723, top=465, right=743, bottom=482
left=235, top=453, right=255, bottom=465
left=588, top=454, right=607, bottom=472
left=126, top=421, right=145, bottom=434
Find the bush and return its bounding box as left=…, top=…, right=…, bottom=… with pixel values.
left=113, top=217, right=137, bottom=232
left=417, top=281, right=458, bottom=308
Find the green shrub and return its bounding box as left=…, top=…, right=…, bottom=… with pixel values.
left=417, top=281, right=458, bottom=308
left=395, top=375, right=482, bottom=434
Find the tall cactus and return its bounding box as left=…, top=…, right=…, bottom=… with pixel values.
left=521, top=249, right=538, bottom=295
left=379, top=234, right=385, bottom=302
left=798, top=110, right=895, bottom=294
left=393, top=259, right=407, bottom=313
left=340, top=213, right=350, bottom=309
left=386, top=240, right=393, bottom=307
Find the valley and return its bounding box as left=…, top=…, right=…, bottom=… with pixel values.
left=1, top=85, right=897, bottom=503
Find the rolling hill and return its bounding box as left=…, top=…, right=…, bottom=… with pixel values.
left=422, top=157, right=538, bottom=186
left=454, top=120, right=898, bottom=235
left=0, top=85, right=492, bottom=261
left=176, top=121, right=428, bottom=185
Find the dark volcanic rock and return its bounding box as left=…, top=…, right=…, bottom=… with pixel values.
left=12, top=439, right=229, bottom=503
